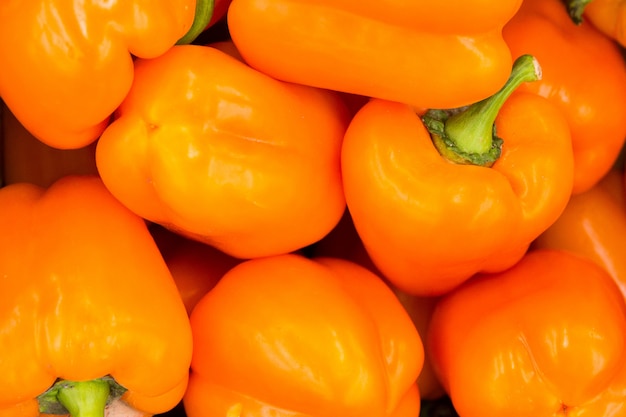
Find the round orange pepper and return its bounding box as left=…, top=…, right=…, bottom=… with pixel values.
left=228, top=0, right=522, bottom=110
left=341, top=56, right=574, bottom=295
left=427, top=249, right=626, bottom=417
left=532, top=169, right=626, bottom=297
left=502, top=0, right=626, bottom=194
left=96, top=44, right=349, bottom=259
left=0, top=175, right=192, bottom=416
left=0, top=0, right=197, bottom=149
left=184, top=253, right=423, bottom=417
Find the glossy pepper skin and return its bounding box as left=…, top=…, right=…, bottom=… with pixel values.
left=426, top=249, right=626, bottom=417
left=532, top=169, right=626, bottom=297
left=96, top=44, right=349, bottom=259
left=0, top=175, right=192, bottom=416
left=0, top=0, right=196, bottom=149
left=341, top=57, right=574, bottom=295
left=228, top=0, right=522, bottom=110
left=502, top=0, right=626, bottom=194
left=184, top=254, right=423, bottom=417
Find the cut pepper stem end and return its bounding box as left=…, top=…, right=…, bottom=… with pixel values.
left=566, top=0, right=593, bottom=25
left=38, top=376, right=127, bottom=417
left=422, top=54, right=542, bottom=167
left=176, top=0, right=215, bottom=45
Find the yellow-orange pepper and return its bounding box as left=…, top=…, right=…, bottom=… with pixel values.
left=0, top=0, right=202, bottom=149
left=0, top=175, right=192, bottom=417
left=567, top=0, right=626, bottom=47
left=228, top=0, right=522, bottom=110
left=184, top=254, right=423, bottom=417
left=427, top=249, right=626, bottom=417
left=96, top=43, right=349, bottom=259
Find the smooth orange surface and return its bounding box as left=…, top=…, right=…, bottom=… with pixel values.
left=96, top=44, right=349, bottom=259
left=503, top=0, right=626, bottom=194
left=341, top=92, right=575, bottom=296
left=0, top=175, right=192, bottom=415
left=1, top=103, right=98, bottom=187
left=184, top=254, right=423, bottom=417
left=583, top=0, right=626, bottom=46
left=228, top=0, right=522, bottom=109
left=0, top=0, right=195, bottom=149
left=532, top=169, right=626, bottom=297
left=427, top=249, right=626, bottom=417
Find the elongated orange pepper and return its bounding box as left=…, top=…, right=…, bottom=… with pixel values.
left=96, top=43, right=349, bottom=259
left=532, top=169, right=626, bottom=296
left=502, top=0, right=626, bottom=195
left=184, top=253, right=423, bottom=417
left=0, top=0, right=214, bottom=150
left=0, top=175, right=192, bottom=417
left=426, top=249, right=626, bottom=417
left=1, top=102, right=98, bottom=188
left=228, top=0, right=522, bottom=110
left=341, top=55, right=574, bottom=296
left=567, top=0, right=626, bottom=46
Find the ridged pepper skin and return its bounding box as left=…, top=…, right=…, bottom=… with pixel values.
left=228, top=0, right=522, bottom=110
left=502, top=0, right=626, bottom=194
left=0, top=0, right=196, bottom=149
left=0, top=175, right=192, bottom=416
left=341, top=90, right=574, bottom=296
left=184, top=254, right=423, bottom=417
left=427, top=249, right=626, bottom=417
left=96, top=44, right=349, bottom=260
left=532, top=169, right=626, bottom=297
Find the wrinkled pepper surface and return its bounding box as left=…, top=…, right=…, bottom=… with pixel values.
left=503, top=0, right=626, bottom=194
left=184, top=254, right=423, bottom=417
left=96, top=43, right=349, bottom=259
left=532, top=169, right=626, bottom=297
left=341, top=55, right=574, bottom=296
left=0, top=0, right=201, bottom=149
left=427, top=249, right=626, bottom=417
left=0, top=175, right=192, bottom=417
left=228, top=0, right=522, bottom=110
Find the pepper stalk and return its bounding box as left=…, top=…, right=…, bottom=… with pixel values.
left=422, top=54, right=542, bottom=167
left=177, top=0, right=215, bottom=45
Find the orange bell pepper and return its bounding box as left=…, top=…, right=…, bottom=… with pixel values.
left=149, top=224, right=241, bottom=316
left=1, top=102, right=98, bottom=188
left=184, top=253, right=423, bottom=417
left=0, top=175, right=192, bottom=417
left=341, top=55, right=574, bottom=296
left=502, top=0, right=626, bottom=194
left=567, top=0, right=626, bottom=46
left=426, top=249, right=626, bottom=417
left=311, top=210, right=445, bottom=400
left=96, top=43, right=349, bottom=259
left=228, top=0, right=522, bottom=110
left=532, top=169, right=626, bottom=297
left=0, top=0, right=214, bottom=150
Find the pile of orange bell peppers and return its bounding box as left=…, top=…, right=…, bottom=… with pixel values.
left=2, top=0, right=626, bottom=416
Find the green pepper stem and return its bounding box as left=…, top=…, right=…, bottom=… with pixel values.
left=422, top=54, right=542, bottom=167
left=566, top=0, right=593, bottom=25
left=38, top=376, right=128, bottom=417
left=177, top=0, right=215, bottom=45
